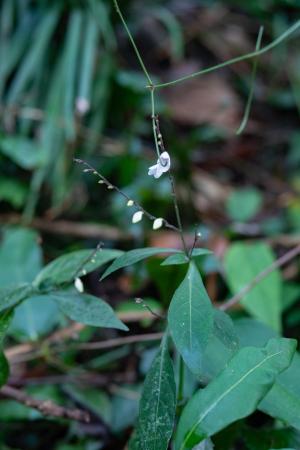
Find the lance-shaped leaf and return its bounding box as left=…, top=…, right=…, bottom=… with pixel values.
left=35, top=249, right=122, bottom=287
left=161, top=249, right=212, bottom=266
left=52, top=291, right=128, bottom=331
left=168, top=262, right=214, bottom=375
left=235, top=318, right=300, bottom=431
left=175, top=338, right=296, bottom=450
left=101, top=247, right=179, bottom=280
left=0, top=284, right=35, bottom=313
left=130, top=334, right=176, bottom=450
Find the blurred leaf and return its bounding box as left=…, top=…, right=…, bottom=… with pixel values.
left=226, top=188, right=263, bottom=222
left=175, top=338, right=296, bottom=449
left=168, top=262, right=214, bottom=375
left=0, top=177, right=27, bottom=207
left=52, top=291, right=128, bottom=331
left=224, top=242, right=282, bottom=331
left=0, top=136, right=46, bottom=169
left=131, top=334, right=176, bottom=450
left=0, top=228, right=42, bottom=287
left=101, top=247, right=178, bottom=280
left=35, top=249, right=122, bottom=287
left=63, top=385, right=111, bottom=424
left=9, top=295, right=60, bottom=341
left=151, top=7, right=184, bottom=62
left=0, top=352, right=9, bottom=387
left=6, top=7, right=60, bottom=104
left=111, top=386, right=139, bottom=432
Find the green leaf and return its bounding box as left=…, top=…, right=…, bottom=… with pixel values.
left=168, top=262, right=214, bottom=375
left=161, top=249, right=212, bottom=266
left=34, top=248, right=122, bottom=287
left=0, top=177, right=27, bottom=207
left=0, top=352, right=9, bottom=387
left=0, top=310, right=13, bottom=387
left=0, top=284, right=35, bottom=313
left=0, top=228, right=42, bottom=287
left=101, top=247, right=178, bottom=280
left=0, top=136, right=46, bottom=169
left=226, top=188, right=263, bottom=222
left=175, top=338, right=296, bottom=449
left=131, top=334, right=176, bottom=450
left=9, top=295, right=60, bottom=341
left=200, top=309, right=240, bottom=382
left=235, top=318, right=300, bottom=430
left=224, top=242, right=282, bottom=331
left=52, top=291, right=128, bottom=331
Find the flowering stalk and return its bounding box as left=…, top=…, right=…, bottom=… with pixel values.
left=74, top=158, right=180, bottom=232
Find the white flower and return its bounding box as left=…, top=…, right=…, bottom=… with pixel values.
left=153, top=218, right=164, bottom=230
left=132, top=211, right=144, bottom=223
left=127, top=199, right=134, bottom=206
left=148, top=151, right=171, bottom=179
left=74, top=277, right=84, bottom=293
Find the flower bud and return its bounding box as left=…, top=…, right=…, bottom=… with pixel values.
left=74, top=277, right=84, bottom=293
left=132, top=211, right=143, bottom=223
left=153, top=217, right=163, bottom=230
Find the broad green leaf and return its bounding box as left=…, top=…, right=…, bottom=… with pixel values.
left=175, top=338, right=296, bottom=449
left=161, top=249, right=212, bottom=266
left=101, top=247, right=178, bottom=280
left=235, top=318, right=300, bottom=430
left=168, top=262, right=214, bottom=375
left=0, top=284, right=36, bottom=313
left=226, top=188, right=262, bottom=222
left=34, top=249, right=122, bottom=287
left=224, top=242, right=282, bottom=331
left=52, top=291, right=128, bottom=331
left=0, top=228, right=42, bottom=287
left=9, top=295, right=60, bottom=341
left=199, top=309, right=240, bottom=382
left=131, top=334, right=176, bottom=450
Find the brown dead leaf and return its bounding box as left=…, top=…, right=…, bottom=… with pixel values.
left=164, top=73, right=240, bottom=131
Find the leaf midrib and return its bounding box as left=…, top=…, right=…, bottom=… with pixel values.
left=180, top=350, right=282, bottom=450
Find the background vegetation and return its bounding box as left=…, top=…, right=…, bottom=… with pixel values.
left=0, top=0, right=300, bottom=449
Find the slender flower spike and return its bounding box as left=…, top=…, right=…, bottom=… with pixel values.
left=74, top=277, right=84, bottom=293
left=153, top=217, right=164, bottom=230
left=148, top=151, right=171, bottom=179
left=132, top=211, right=144, bottom=223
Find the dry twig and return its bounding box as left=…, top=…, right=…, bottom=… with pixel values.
left=0, top=385, right=90, bottom=422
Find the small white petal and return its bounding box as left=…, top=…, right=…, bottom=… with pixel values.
left=74, top=277, right=84, bottom=293
left=127, top=199, right=134, bottom=206
left=132, top=211, right=144, bottom=223
left=148, top=152, right=171, bottom=179
left=153, top=218, right=163, bottom=230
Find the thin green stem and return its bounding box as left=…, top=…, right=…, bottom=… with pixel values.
left=236, top=26, right=264, bottom=135
left=168, top=171, right=189, bottom=256
left=154, top=20, right=300, bottom=89
left=113, top=0, right=153, bottom=86
left=150, top=88, right=161, bottom=159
